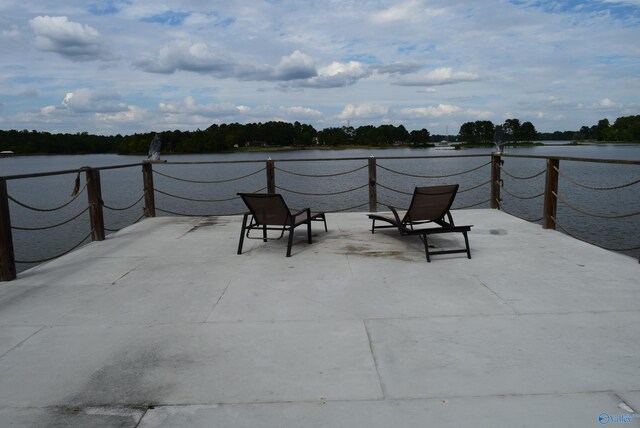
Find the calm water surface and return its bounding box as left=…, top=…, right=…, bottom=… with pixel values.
left=1, top=144, right=639, bottom=272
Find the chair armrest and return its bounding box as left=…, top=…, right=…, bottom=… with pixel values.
left=387, top=206, right=403, bottom=224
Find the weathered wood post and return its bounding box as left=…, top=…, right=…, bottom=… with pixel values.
left=266, top=159, right=276, bottom=194
left=142, top=162, right=156, bottom=217
left=543, top=158, right=560, bottom=230
left=368, top=156, right=377, bottom=212
left=85, top=168, right=105, bottom=241
left=0, top=178, right=17, bottom=281
left=491, top=153, right=502, bottom=209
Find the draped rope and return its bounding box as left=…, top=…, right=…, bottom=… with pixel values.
left=554, top=191, right=640, bottom=219
left=12, top=206, right=90, bottom=231
left=103, top=194, right=144, bottom=211
left=554, top=166, right=640, bottom=190
left=15, top=229, right=94, bottom=264
left=500, top=185, right=545, bottom=200
left=153, top=167, right=265, bottom=184
left=275, top=164, right=367, bottom=177
left=553, top=217, right=640, bottom=252
left=8, top=182, right=87, bottom=212
left=276, top=183, right=368, bottom=196
left=499, top=166, right=546, bottom=180
left=377, top=160, right=491, bottom=178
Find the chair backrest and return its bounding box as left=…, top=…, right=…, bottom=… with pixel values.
left=404, top=184, right=459, bottom=223
left=238, top=193, right=291, bottom=225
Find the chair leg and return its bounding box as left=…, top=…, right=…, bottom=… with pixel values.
left=322, top=214, right=327, bottom=232
left=237, top=213, right=249, bottom=255
left=371, top=219, right=376, bottom=233
left=307, top=220, right=312, bottom=244
left=423, top=234, right=431, bottom=262
left=286, top=228, right=294, bottom=257
left=463, top=231, right=471, bottom=259
left=262, top=224, right=267, bottom=242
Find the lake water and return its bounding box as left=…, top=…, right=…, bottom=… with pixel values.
left=1, top=143, right=639, bottom=273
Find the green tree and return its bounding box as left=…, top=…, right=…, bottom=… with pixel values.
left=520, top=121, right=537, bottom=142
left=409, top=128, right=431, bottom=147
left=503, top=118, right=522, bottom=144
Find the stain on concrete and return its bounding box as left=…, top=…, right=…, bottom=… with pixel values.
left=62, top=346, right=178, bottom=408
left=39, top=406, right=145, bottom=428
left=341, top=244, right=416, bottom=262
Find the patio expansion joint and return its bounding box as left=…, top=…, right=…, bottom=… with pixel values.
left=363, top=320, right=387, bottom=400
left=471, top=275, right=520, bottom=315
left=0, top=325, right=47, bottom=359
left=204, top=280, right=231, bottom=322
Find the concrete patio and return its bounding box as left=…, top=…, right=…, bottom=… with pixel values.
left=0, top=210, right=638, bottom=427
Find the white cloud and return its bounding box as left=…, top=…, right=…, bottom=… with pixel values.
left=394, top=68, right=480, bottom=87
left=96, top=105, right=147, bottom=123
left=292, top=61, right=370, bottom=88
left=29, top=16, right=111, bottom=61
left=41, top=105, right=56, bottom=115
left=1, top=27, right=21, bottom=41
left=61, top=89, right=126, bottom=113
left=272, top=50, right=317, bottom=80
left=371, top=0, right=445, bottom=24
left=279, top=106, right=323, bottom=118
left=136, top=43, right=317, bottom=82
left=339, top=103, right=389, bottom=119
left=398, top=104, right=462, bottom=117
left=135, top=40, right=236, bottom=74
left=599, top=98, right=616, bottom=107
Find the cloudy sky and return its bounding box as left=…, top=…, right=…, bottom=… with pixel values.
left=0, top=0, right=639, bottom=135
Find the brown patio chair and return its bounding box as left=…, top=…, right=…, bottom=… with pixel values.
left=237, top=193, right=327, bottom=257
left=368, top=184, right=472, bottom=262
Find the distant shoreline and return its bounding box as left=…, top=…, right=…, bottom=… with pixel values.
left=2, top=141, right=639, bottom=157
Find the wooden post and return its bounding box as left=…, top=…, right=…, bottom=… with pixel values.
left=368, top=157, right=377, bottom=212
left=543, top=158, right=559, bottom=230
left=0, top=178, right=17, bottom=281
left=491, top=153, right=502, bottom=209
left=266, top=159, right=276, bottom=194
left=142, top=162, right=156, bottom=217
left=85, top=168, right=105, bottom=241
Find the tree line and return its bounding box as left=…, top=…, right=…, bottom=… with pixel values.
left=1, top=115, right=638, bottom=155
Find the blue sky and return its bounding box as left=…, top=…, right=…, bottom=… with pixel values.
left=0, top=0, right=638, bottom=135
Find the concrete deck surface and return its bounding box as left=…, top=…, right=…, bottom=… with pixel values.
left=0, top=210, right=638, bottom=427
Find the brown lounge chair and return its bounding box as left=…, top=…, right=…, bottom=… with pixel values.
left=368, top=184, right=472, bottom=262
left=237, top=193, right=327, bottom=257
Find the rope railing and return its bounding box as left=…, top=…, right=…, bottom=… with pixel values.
left=276, top=183, right=368, bottom=196
left=500, top=185, right=545, bottom=201
left=454, top=198, right=492, bottom=210
left=499, top=204, right=543, bottom=223
left=376, top=182, right=414, bottom=196
left=553, top=217, right=640, bottom=252
left=15, top=229, right=95, bottom=264
left=328, top=201, right=370, bottom=212
left=7, top=183, right=87, bottom=212
left=153, top=167, right=265, bottom=184
left=458, top=179, right=491, bottom=194
left=499, top=166, right=546, bottom=180
left=155, top=188, right=239, bottom=203
left=553, top=191, right=640, bottom=219
left=275, top=164, right=367, bottom=177
left=105, top=213, right=146, bottom=233
left=554, top=166, right=640, bottom=190
left=103, top=194, right=145, bottom=211
left=155, top=207, right=246, bottom=217
left=3, top=153, right=639, bottom=282
left=11, top=206, right=91, bottom=231
left=377, top=160, right=491, bottom=179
